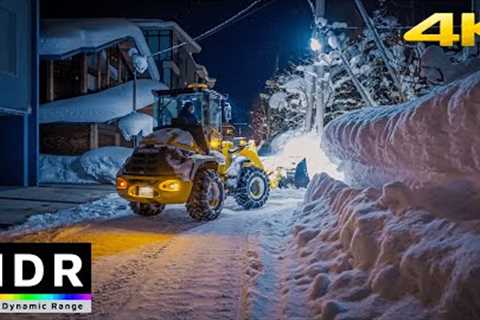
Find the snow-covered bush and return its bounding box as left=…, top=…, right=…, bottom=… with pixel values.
left=40, top=147, right=133, bottom=184
left=251, top=72, right=312, bottom=143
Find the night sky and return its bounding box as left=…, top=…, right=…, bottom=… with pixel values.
left=41, top=0, right=470, bottom=122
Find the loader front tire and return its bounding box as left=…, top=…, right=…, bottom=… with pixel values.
left=187, top=169, right=224, bottom=221
left=234, top=167, right=270, bottom=210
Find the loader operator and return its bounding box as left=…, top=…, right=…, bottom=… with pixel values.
left=178, top=101, right=199, bottom=125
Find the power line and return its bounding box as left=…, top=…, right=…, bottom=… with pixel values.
left=195, top=0, right=279, bottom=42
left=151, top=0, right=267, bottom=57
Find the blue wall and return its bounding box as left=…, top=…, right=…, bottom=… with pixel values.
left=0, top=0, right=39, bottom=186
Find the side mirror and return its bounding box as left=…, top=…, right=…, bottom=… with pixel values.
left=222, top=101, right=232, bottom=123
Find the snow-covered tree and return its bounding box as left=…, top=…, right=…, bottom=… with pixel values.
left=258, top=2, right=431, bottom=140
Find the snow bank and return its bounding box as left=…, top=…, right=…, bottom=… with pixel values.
left=323, top=71, right=480, bottom=219
left=40, top=147, right=133, bottom=184
left=40, top=19, right=160, bottom=80
left=118, top=112, right=156, bottom=141
left=40, top=155, right=97, bottom=184
left=264, top=130, right=343, bottom=181
left=288, top=173, right=480, bottom=320
left=79, top=147, right=133, bottom=184
left=40, top=80, right=166, bottom=124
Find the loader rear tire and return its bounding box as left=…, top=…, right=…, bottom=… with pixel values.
left=129, top=202, right=165, bottom=217
left=234, top=167, right=270, bottom=210
left=187, top=169, right=224, bottom=221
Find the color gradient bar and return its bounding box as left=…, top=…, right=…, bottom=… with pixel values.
left=0, top=294, right=91, bottom=301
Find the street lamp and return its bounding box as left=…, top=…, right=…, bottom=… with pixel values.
left=128, top=48, right=149, bottom=147
left=310, top=37, right=322, bottom=52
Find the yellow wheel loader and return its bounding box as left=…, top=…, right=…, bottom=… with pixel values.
left=116, top=84, right=270, bottom=221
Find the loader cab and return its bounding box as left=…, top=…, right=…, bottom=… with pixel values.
left=153, top=84, right=231, bottom=132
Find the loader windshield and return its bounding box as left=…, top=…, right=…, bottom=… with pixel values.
left=156, top=94, right=204, bottom=127
left=155, top=89, right=223, bottom=131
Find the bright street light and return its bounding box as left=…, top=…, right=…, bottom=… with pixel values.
left=310, top=38, right=322, bottom=52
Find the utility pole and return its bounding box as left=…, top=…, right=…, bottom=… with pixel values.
left=132, top=69, right=139, bottom=147
left=309, top=0, right=326, bottom=134
left=338, top=51, right=377, bottom=107
left=354, top=0, right=406, bottom=102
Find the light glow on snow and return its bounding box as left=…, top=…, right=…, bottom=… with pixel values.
left=263, top=131, right=344, bottom=181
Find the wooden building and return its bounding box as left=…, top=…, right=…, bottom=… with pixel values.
left=38, top=19, right=163, bottom=155
left=38, top=18, right=215, bottom=156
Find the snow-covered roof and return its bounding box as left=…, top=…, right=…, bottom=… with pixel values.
left=40, top=79, right=167, bottom=124
left=40, top=19, right=160, bottom=81
left=131, top=19, right=202, bottom=54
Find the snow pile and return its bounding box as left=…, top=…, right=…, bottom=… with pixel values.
left=323, top=71, right=480, bottom=219
left=40, top=18, right=159, bottom=80
left=40, top=147, right=133, bottom=184
left=264, top=130, right=343, bottom=181
left=40, top=80, right=166, bottom=124
left=142, top=128, right=197, bottom=149
left=6, top=194, right=131, bottom=236
left=79, top=147, right=133, bottom=184
left=39, top=155, right=96, bottom=184
left=287, top=173, right=480, bottom=320
left=118, top=112, right=156, bottom=141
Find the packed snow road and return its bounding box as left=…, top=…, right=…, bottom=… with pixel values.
left=4, top=188, right=306, bottom=320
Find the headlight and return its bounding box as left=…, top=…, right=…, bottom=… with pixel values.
left=116, top=177, right=128, bottom=190
left=210, top=137, right=221, bottom=149
left=239, top=139, right=248, bottom=147
left=159, top=179, right=182, bottom=192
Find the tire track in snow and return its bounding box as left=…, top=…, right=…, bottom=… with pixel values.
left=242, top=205, right=311, bottom=320
left=114, top=216, right=250, bottom=320
left=8, top=189, right=306, bottom=320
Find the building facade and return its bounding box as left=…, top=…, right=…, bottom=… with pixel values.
left=38, top=19, right=162, bottom=155
left=0, top=0, right=39, bottom=186
left=133, top=20, right=216, bottom=89
left=0, top=9, right=215, bottom=186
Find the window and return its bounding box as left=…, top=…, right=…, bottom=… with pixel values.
left=208, top=96, right=222, bottom=129
left=144, top=29, right=173, bottom=85
left=0, top=7, right=16, bottom=75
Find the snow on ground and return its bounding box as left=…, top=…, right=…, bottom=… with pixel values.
left=323, top=71, right=480, bottom=220
left=4, top=188, right=308, bottom=320
left=285, top=173, right=480, bottom=320
left=40, top=18, right=160, bottom=81
left=40, top=147, right=133, bottom=184
left=40, top=80, right=166, bottom=124
left=288, top=69, right=480, bottom=319
left=263, top=130, right=344, bottom=181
